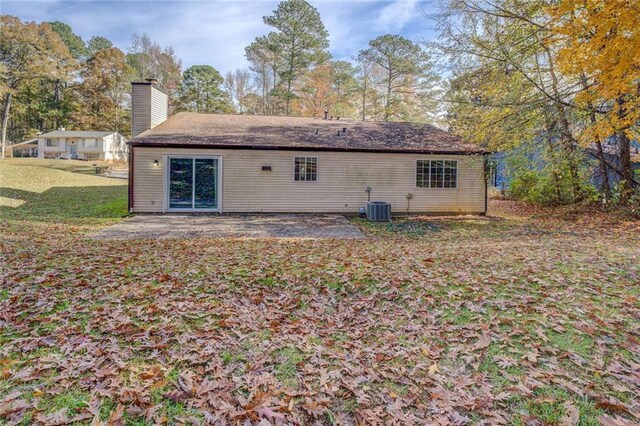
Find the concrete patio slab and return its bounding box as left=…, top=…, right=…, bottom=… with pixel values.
left=92, top=214, right=366, bottom=239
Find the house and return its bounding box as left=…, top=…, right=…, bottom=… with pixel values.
left=586, top=139, right=640, bottom=187
left=128, top=81, right=489, bottom=215
left=37, top=130, right=128, bottom=162
left=6, top=138, right=38, bottom=158
left=490, top=139, right=640, bottom=193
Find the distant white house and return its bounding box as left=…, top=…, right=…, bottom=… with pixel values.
left=37, top=130, right=128, bottom=162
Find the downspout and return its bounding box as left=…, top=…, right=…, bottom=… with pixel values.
left=483, top=154, right=489, bottom=215
left=128, top=145, right=134, bottom=213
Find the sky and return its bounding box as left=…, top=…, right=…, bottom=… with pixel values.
left=1, top=0, right=440, bottom=74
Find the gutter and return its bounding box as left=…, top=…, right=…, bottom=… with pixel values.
left=127, top=142, right=491, bottom=156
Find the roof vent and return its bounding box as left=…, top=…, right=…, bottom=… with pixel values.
left=323, top=109, right=328, bottom=120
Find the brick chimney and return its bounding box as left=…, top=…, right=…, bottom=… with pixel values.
left=131, top=79, right=168, bottom=138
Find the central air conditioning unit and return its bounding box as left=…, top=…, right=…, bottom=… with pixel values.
left=366, top=201, right=391, bottom=222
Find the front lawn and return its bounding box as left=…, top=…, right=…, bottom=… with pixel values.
left=0, top=158, right=127, bottom=223
left=1, top=160, right=639, bottom=424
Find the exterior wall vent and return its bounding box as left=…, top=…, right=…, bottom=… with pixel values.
left=366, top=201, right=391, bottom=222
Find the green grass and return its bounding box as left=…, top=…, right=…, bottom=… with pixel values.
left=548, top=328, right=595, bottom=358
left=0, top=158, right=127, bottom=223
left=38, top=389, right=90, bottom=416
left=274, top=346, right=305, bottom=383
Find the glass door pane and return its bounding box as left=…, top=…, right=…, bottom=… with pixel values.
left=194, top=158, right=217, bottom=209
left=169, top=158, right=193, bottom=209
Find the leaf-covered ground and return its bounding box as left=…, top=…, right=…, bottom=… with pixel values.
left=1, top=162, right=639, bottom=425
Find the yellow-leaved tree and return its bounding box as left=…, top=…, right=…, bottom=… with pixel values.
left=549, top=0, right=640, bottom=197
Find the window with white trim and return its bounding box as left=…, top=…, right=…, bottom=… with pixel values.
left=294, top=157, right=318, bottom=181
left=45, top=138, right=59, bottom=147
left=416, top=160, right=458, bottom=188
left=83, top=138, right=97, bottom=148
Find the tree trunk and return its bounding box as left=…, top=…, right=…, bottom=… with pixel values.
left=263, top=73, right=267, bottom=115
left=361, top=74, right=367, bottom=121
left=285, top=39, right=295, bottom=116
left=1, top=92, right=12, bottom=160
left=384, top=71, right=392, bottom=122
left=617, top=98, right=633, bottom=203
left=543, top=46, right=582, bottom=201
left=618, top=134, right=633, bottom=203
left=555, top=104, right=582, bottom=200
left=594, top=141, right=610, bottom=200
left=579, top=76, right=610, bottom=200
left=286, top=78, right=292, bottom=116
left=544, top=115, right=563, bottom=203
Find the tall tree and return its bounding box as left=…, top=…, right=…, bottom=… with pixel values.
left=45, top=21, right=82, bottom=129
left=224, top=69, right=255, bottom=114
left=354, top=52, right=376, bottom=121
left=73, top=47, right=131, bottom=134
left=293, top=61, right=358, bottom=117
left=178, top=65, right=231, bottom=113
left=245, top=34, right=281, bottom=114
left=358, top=35, right=436, bottom=121
left=262, top=0, right=330, bottom=115
left=49, top=21, right=86, bottom=59
left=127, top=33, right=182, bottom=103
left=87, top=36, right=113, bottom=56
left=0, top=16, right=74, bottom=158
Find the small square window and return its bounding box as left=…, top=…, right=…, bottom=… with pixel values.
left=46, top=138, right=59, bottom=147
left=294, top=157, right=318, bottom=181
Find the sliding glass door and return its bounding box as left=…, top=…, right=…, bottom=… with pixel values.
left=168, top=157, right=219, bottom=211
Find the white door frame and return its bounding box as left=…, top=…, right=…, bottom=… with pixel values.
left=164, top=155, right=222, bottom=213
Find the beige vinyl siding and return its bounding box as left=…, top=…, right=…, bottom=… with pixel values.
left=103, top=133, right=128, bottom=162
left=131, top=84, right=168, bottom=137
left=150, top=88, right=168, bottom=128
left=132, top=147, right=486, bottom=214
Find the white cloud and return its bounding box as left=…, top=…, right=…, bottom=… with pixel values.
left=375, top=0, right=418, bottom=31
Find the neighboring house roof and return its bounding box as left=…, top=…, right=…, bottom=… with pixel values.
left=9, top=138, right=38, bottom=147
left=39, top=130, right=116, bottom=138
left=587, top=139, right=640, bottom=162
left=129, top=112, right=488, bottom=154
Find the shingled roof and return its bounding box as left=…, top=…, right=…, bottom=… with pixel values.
left=39, top=130, right=116, bottom=138
left=129, top=112, right=488, bottom=154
